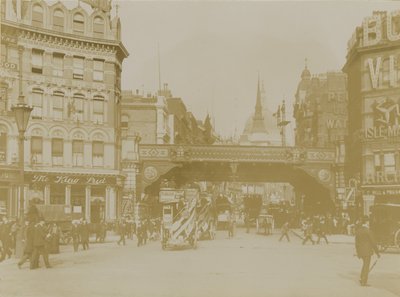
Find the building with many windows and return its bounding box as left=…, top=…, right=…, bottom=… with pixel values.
left=120, top=84, right=216, bottom=219
left=0, top=0, right=128, bottom=222
left=343, top=10, right=400, bottom=215
left=293, top=65, right=348, bottom=210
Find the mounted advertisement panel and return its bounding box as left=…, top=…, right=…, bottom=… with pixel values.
left=159, top=190, right=184, bottom=203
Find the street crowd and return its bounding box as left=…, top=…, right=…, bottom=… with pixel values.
left=0, top=204, right=162, bottom=270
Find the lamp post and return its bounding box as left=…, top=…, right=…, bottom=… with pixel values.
left=275, top=100, right=290, bottom=147
left=11, top=98, right=33, bottom=224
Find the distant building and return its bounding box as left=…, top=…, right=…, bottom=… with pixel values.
left=343, top=10, right=400, bottom=215
left=293, top=64, right=348, bottom=209
left=0, top=1, right=128, bottom=222
left=239, top=78, right=281, bottom=146
left=239, top=77, right=293, bottom=205
left=120, top=84, right=216, bottom=218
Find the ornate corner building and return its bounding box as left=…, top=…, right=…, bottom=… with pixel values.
left=343, top=10, right=400, bottom=215
left=293, top=65, right=348, bottom=211
left=0, top=0, right=128, bottom=222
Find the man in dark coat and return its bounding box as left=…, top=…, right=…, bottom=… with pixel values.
left=71, top=221, right=80, bottom=252
left=117, top=220, right=127, bottom=245
left=18, top=221, right=35, bottom=269
left=31, top=220, right=51, bottom=269
left=79, top=220, right=90, bottom=250
left=302, top=220, right=315, bottom=245
left=0, top=217, right=12, bottom=261
left=355, top=217, right=380, bottom=286
left=279, top=221, right=290, bottom=242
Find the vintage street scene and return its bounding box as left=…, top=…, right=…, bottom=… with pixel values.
left=0, top=1, right=400, bottom=297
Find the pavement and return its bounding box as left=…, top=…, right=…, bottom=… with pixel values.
left=0, top=229, right=399, bottom=297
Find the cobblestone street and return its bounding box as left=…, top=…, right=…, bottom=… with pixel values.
left=0, top=229, right=399, bottom=297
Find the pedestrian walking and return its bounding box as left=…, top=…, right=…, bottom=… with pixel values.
left=117, top=220, right=127, bottom=245
left=71, top=221, right=80, bottom=252
left=228, top=216, right=234, bottom=238
left=31, top=220, right=51, bottom=269
left=279, top=221, right=290, bottom=242
left=355, top=216, right=380, bottom=286
left=316, top=217, right=329, bottom=244
left=302, top=220, right=315, bottom=245
left=136, top=221, right=143, bottom=247
left=0, top=217, right=12, bottom=261
left=49, top=223, right=61, bottom=254
left=17, top=221, right=35, bottom=269
left=79, top=219, right=90, bottom=250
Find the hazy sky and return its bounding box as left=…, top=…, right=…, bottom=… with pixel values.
left=115, top=1, right=399, bottom=139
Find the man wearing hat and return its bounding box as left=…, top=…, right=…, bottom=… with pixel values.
left=31, top=219, right=51, bottom=269
left=355, top=216, right=380, bottom=286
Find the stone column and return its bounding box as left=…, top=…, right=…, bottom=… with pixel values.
left=44, top=184, right=51, bottom=205
left=109, top=187, right=116, bottom=220
left=65, top=185, right=71, bottom=206
left=85, top=185, right=91, bottom=222
left=105, top=186, right=110, bottom=221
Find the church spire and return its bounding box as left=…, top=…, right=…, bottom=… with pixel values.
left=252, top=75, right=267, bottom=133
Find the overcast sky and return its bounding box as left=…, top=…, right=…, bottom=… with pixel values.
left=114, top=1, right=399, bottom=139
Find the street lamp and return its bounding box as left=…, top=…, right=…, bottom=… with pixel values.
left=11, top=99, right=33, bottom=223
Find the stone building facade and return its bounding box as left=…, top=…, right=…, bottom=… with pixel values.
left=293, top=66, right=348, bottom=209
left=343, top=10, right=400, bottom=215
left=0, top=0, right=128, bottom=222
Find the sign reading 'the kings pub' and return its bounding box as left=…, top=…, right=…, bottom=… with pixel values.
left=30, top=174, right=114, bottom=186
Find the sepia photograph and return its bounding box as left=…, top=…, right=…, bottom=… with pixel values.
left=0, top=0, right=400, bottom=296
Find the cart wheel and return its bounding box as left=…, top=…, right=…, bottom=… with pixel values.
left=394, top=229, right=400, bottom=248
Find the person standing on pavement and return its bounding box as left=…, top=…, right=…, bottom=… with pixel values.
left=79, top=219, right=90, bottom=250
left=302, top=219, right=315, bottom=245
left=0, top=217, right=12, bottom=261
left=71, top=221, right=80, bottom=252
left=136, top=221, right=142, bottom=247
left=17, top=221, right=35, bottom=269
left=117, top=219, right=127, bottom=245
left=31, top=220, right=51, bottom=269
left=355, top=216, right=380, bottom=286
left=316, top=217, right=329, bottom=244
left=228, top=215, right=234, bottom=238
left=279, top=221, right=290, bottom=242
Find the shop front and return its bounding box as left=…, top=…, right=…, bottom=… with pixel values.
left=0, top=168, right=19, bottom=218
left=26, top=173, right=119, bottom=223
left=362, top=185, right=400, bottom=216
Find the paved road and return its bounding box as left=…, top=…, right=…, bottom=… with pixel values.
left=0, top=229, right=399, bottom=297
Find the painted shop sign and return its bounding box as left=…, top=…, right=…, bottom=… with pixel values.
left=364, top=98, right=400, bottom=140
left=31, top=174, right=113, bottom=185
left=363, top=171, right=400, bottom=185
left=364, top=188, right=400, bottom=196
left=364, top=125, right=400, bottom=139
left=0, top=171, right=19, bottom=182
left=348, top=10, right=400, bottom=50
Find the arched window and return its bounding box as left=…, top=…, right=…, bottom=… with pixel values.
left=53, top=91, right=64, bottom=120
left=32, top=4, right=43, bottom=27
left=52, top=138, right=64, bottom=166
left=72, top=136, right=84, bottom=167
left=93, top=16, right=104, bottom=38
left=92, top=141, right=104, bottom=167
left=53, top=9, right=64, bottom=31
left=71, top=93, right=85, bottom=121
left=32, top=88, right=44, bottom=119
left=73, top=13, right=85, bottom=34
left=93, top=95, right=104, bottom=124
